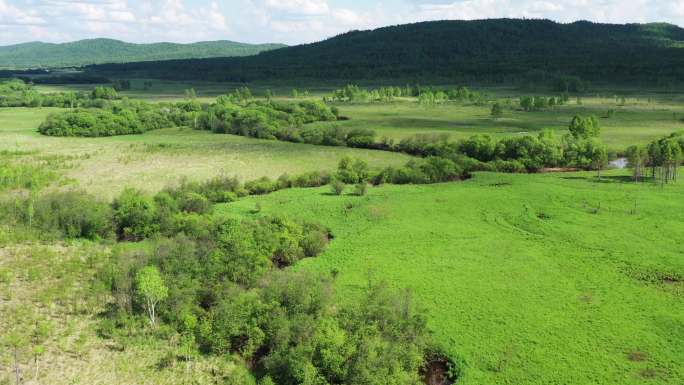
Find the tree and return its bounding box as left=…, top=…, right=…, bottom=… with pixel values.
left=587, top=138, right=608, bottom=179
left=490, top=102, right=503, bottom=119
left=520, top=96, right=534, bottom=111
left=569, top=115, right=600, bottom=139
left=625, top=145, right=648, bottom=182
left=113, top=188, right=158, bottom=240
left=135, top=265, right=168, bottom=326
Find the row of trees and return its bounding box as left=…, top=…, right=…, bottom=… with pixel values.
left=519, top=94, right=570, bottom=111
left=390, top=115, right=608, bottom=174
left=627, top=132, right=684, bottom=184
left=326, top=84, right=486, bottom=105
left=0, top=79, right=121, bottom=108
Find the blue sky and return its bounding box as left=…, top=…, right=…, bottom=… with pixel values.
left=1, top=0, right=683, bottom=45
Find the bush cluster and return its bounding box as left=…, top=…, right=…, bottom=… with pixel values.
left=196, top=98, right=344, bottom=143
left=38, top=100, right=177, bottom=137
left=394, top=116, right=607, bottom=172
left=99, top=227, right=431, bottom=385
left=0, top=79, right=119, bottom=108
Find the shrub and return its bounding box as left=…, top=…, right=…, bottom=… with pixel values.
left=244, top=177, right=279, bottom=195
left=178, top=192, right=211, bottom=214
left=330, top=180, right=345, bottom=195
left=30, top=191, right=113, bottom=239
left=354, top=182, right=368, bottom=196
left=113, top=188, right=159, bottom=241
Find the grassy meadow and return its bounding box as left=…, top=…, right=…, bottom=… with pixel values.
left=0, top=107, right=409, bottom=198
left=1, top=81, right=683, bottom=384
left=318, top=95, right=684, bottom=151
left=38, top=80, right=684, bottom=151
left=217, top=171, right=683, bottom=385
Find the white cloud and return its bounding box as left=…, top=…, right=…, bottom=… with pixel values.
left=264, top=0, right=329, bottom=15
left=0, top=0, right=46, bottom=25
left=1, top=0, right=684, bottom=46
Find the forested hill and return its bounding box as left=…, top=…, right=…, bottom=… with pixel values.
left=87, top=19, right=684, bottom=84
left=0, top=39, right=286, bottom=69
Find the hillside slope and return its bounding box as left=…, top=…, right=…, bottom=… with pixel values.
left=0, top=38, right=286, bottom=69
left=87, top=19, right=684, bottom=84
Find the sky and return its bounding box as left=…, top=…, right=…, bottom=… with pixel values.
left=1, top=0, right=684, bottom=46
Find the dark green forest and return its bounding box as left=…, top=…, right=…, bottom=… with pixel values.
left=0, top=38, right=285, bottom=69
left=87, top=19, right=684, bottom=85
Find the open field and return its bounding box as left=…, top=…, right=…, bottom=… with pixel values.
left=37, top=81, right=684, bottom=151
left=0, top=107, right=409, bottom=199
left=319, top=96, right=684, bottom=151
left=218, top=171, right=684, bottom=385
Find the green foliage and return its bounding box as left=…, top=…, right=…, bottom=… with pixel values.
left=0, top=78, right=103, bottom=108
left=196, top=98, right=338, bottom=143
left=330, top=179, right=346, bottom=195
left=91, top=86, right=119, bottom=100
left=569, top=115, right=601, bottom=139
left=29, top=191, right=113, bottom=239
left=335, top=156, right=369, bottom=184
left=38, top=100, right=179, bottom=137
left=135, top=265, right=168, bottom=326
left=113, top=188, right=159, bottom=241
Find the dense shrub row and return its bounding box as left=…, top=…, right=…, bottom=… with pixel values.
left=325, top=84, right=486, bottom=105
left=38, top=99, right=182, bottom=137
left=0, top=79, right=120, bottom=108
left=196, top=98, right=342, bottom=140
left=391, top=115, right=608, bottom=173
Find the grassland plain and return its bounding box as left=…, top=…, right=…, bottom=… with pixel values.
left=217, top=171, right=683, bottom=385
left=0, top=107, right=409, bottom=199
left=320, top=96, right=684, bottom=151
left=38, top=81, right=684, bottom=151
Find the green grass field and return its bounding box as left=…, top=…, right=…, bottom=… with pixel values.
left=320, top=97, right=684, bottom=151
left=0, top=107, right=409, bottom=198
left=217, top=172, right=683, bottom=385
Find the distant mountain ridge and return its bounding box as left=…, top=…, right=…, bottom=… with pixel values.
left=0, top=38, right=286, bottom=69
left=87, top=19, right=684, bottom=84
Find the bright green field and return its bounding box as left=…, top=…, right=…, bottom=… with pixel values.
left=0, top=107, right=409, bottom=198
left=217, top=172, right=683, bottom=385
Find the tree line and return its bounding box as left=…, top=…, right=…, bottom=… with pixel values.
left=627, top=131, right=684, bottom=184
left=0, top=79, right=121, bottom=108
